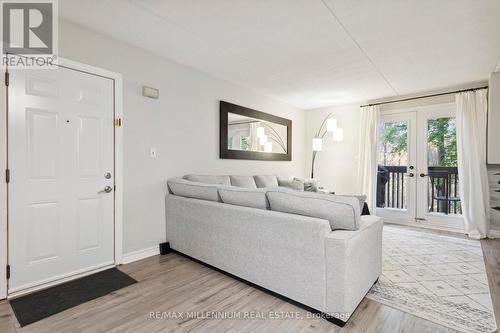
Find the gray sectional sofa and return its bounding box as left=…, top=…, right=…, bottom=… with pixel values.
left=165, top=175, right=382, bottom=325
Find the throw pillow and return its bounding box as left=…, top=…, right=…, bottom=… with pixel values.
left=294, top=177, right=318, bottom=192
left=278, top=179, right=304, bottom=191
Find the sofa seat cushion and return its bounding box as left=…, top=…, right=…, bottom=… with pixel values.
left=266, top=188, right=361, bottom=231
left=230, top=175, right=257, bottom=189
left=254, top=175, right=279, bottom=188
left=167, top=178, right=220, bottom=202
left=218, top=186, right=268, bottom=210
left=183, top=174, right=231, bottom=186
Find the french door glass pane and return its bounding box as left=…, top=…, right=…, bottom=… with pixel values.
left=426, top=117, right=461, bottom=215
left=377, top=121, right=408, bottom=209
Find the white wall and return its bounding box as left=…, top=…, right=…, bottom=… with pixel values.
left=58, top=20, right=306, bottom=253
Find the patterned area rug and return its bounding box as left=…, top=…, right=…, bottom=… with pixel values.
left=367, top=226, right=497, bottom=333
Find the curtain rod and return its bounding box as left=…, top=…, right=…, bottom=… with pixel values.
left=360, top=86, right=488, bottom=108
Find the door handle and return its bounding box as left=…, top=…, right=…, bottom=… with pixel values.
left=98, top=186, right=113, bottom=194
left=420, top=173, right=428, bottom=177
left=408, top=173, right=415, bottom=177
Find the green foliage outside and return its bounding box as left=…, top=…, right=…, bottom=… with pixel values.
left=379, top=117, right=457, bottom=167
left=241, top=136, right=251, bottom=150
left=427, top=118, right=457, bottom=167
left=380, top=122, right=408, bottom=165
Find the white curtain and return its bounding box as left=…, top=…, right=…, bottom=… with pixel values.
left=357, top=105, right=380, bottom=211
left=455, top=90, right=490, bottom=239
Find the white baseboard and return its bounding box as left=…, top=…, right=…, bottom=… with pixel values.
left=488, top=229, right=500, bottom=239
left=122, top=245, right=160, bottom=264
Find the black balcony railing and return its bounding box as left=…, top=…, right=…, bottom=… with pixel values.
left=377, top=165, right=407, bottom=209
left=427, top=166, right=461, bottom=214
left=377, top=165, right=461, bottom=214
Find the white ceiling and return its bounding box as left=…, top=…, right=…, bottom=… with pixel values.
left=59, top=0, right=500, bottom=109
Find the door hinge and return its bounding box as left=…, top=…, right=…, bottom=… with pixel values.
left=5, top=169, right=10, bottom=183
left=4, top=72, right=9, bottom=86
left=113, top=185, right=116, bottom=191
left=6, top=265, right=10, bottom=279
left=114, top=118, right=122, bottom=127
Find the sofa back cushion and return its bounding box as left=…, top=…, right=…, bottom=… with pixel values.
left=230, top=175, right=257, bottom=189
left=183, top=174, right=231, bottom=186
left=253, top=175, right=279, bottom=188
left=167, top=178, right=220, bottom=202
left=266, top=188, right=361, bottom=230
left=218, top=186, right=268, bottom=210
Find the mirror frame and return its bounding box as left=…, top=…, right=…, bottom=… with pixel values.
left=220, top=101, right=292, bottom=161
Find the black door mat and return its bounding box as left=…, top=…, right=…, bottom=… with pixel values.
left=10, top=267, right=137, bottom=327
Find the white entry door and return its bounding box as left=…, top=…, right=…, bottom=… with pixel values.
left=376, top=104, right=463, bottom=232
left=8, top=64, right=115, bottom=293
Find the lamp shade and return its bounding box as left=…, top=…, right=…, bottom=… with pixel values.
left=259, top=134, right=268, bottom=145
left=312, top=138, right=323, bottom=151
left=264, top=142, right=273, bottom=152
left=326, top=118, right=338, bottom=132
left=333, top=128, right=344, bottom=142
left=256, top=126, right=265, bottom=138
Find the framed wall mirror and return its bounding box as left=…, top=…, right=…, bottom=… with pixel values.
left=220, top=101, right=292, bottom=161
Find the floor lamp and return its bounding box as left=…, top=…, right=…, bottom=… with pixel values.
left=311, top=114, right=344, bottom=178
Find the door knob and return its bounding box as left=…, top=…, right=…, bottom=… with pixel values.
left=98, top=186, right=113, bottom=194
left=420, top=173, right=428, bottom=177
left=408, top=173, right=415, bottom=177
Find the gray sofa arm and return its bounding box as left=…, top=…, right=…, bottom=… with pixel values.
left=323, top=215, right=383, bottom=321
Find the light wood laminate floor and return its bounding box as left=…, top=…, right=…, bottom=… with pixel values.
left=0, top=233, right=499, bottom=333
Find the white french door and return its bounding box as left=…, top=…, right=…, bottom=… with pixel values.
left=375, top=111, right=417, bottom=223
left=7, top=61, right=115, bottom=293
left=376, top=103, right=463, bottom=232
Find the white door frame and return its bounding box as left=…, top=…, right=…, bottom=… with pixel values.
left=0, top=57, right=124, bottom=299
